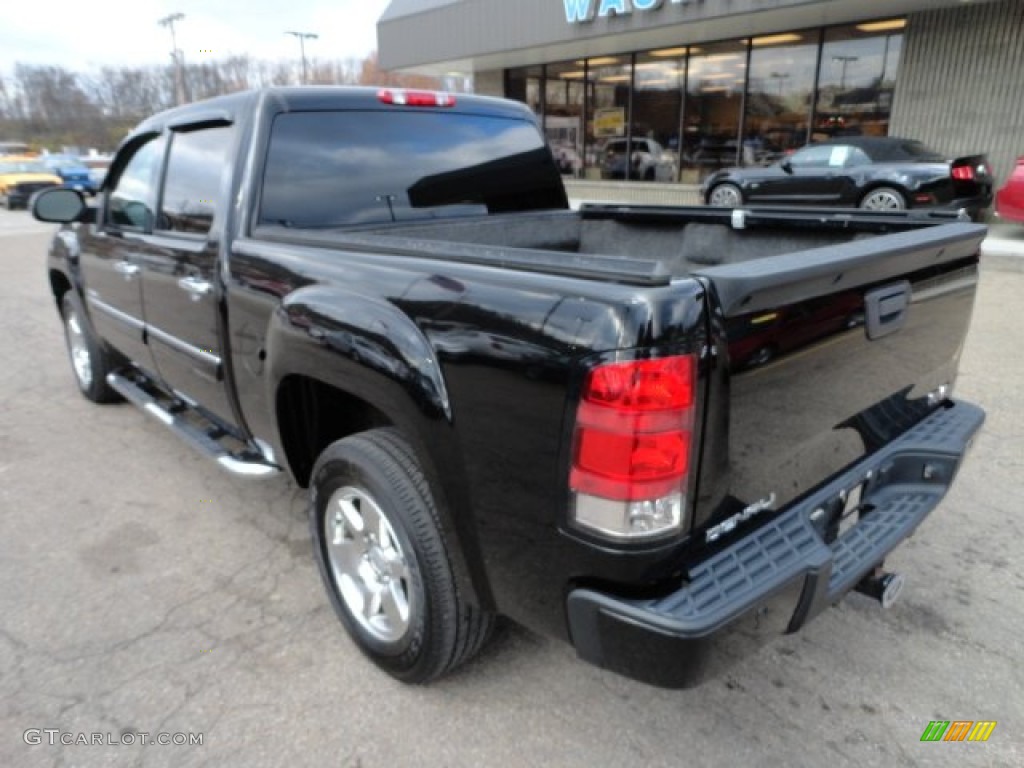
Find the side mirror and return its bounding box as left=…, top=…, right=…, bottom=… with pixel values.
left=780, top=160, right=794, bottom=174
left=32, top=187, right=87, bottom=223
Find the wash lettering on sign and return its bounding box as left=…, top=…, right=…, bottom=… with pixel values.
left=564, top=0, right=700, bottom=24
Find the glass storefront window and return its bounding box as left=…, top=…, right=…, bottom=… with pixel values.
left=544, top=61, right=586, bottom=177
left=744, top=32, right=818, bottom=165
left=816, top=21, right=904, bottom=139
left=506, top=16, right=905, bottom=186
left=682, top=40, right=748, bottom=183
left=506, top=65, right=543, bottom=116
left=584, top=56, right=633, bottom=180
left=632, top=49, right=686, bottom=183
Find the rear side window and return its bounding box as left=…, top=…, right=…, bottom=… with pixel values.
left=259, top=111, right=566, bottom=229
left=846, top=147, right=872, bottom=167
left=159, top=125, right=234, bottom=235
left=789, top=145, right=835, bottom=168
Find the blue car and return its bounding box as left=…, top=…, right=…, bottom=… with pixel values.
left=41, top=154, right=96, bottom=195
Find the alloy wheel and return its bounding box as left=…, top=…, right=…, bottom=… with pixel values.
left=324, top=486, right=413, bottom=643
left=64, top=307, right=94, bottom=391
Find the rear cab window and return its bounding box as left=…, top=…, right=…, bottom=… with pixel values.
left=258, top=110, right=566, bottom=230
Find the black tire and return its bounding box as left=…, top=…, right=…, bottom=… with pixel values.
left=60, top=292, right=123, bottom=403
left=310, top=428, right=494, bottom=683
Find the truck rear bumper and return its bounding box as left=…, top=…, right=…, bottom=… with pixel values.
left=566, top=399, right=985, bottom=688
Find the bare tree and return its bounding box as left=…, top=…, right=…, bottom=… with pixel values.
left=358, top=52, right=439, bottom=90
left=0, top=51, right=450, bottom=151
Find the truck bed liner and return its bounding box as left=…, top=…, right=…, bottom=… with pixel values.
left=255, top=206, right=979, bottom=290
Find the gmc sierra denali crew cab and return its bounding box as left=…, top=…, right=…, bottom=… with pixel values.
left=33, top=87, right=985, bottom=688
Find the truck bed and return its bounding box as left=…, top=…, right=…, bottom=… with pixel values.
left=247, top=205, right=986, bottom=531
left=360, top=207, right=873, bottom=271
left=256, top=205, right=972, bottom=289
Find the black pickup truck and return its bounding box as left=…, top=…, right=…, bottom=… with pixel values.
left=33, top=87, right=985, bottom=688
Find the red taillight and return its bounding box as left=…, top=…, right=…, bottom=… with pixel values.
left=584, top=356, right=694, bottom=411
left=571, top=355, right=696, bottom=503
left=952, top=165, right=975, bottom=181
left=378, top=88, right=456, bottom=107
left=574, top=427, right=690, bottom=500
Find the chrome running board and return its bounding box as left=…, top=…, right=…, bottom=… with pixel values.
left=106, top=372, right=280, bottom=478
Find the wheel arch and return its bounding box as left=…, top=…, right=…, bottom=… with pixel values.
left=265, top=287, right=493, bottom=611
left=47, top=229, right=85, bottom=311
left=49, top=268, right=72, bottom=312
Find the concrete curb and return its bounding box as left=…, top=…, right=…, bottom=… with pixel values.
left=981, top=222, right=1024, bottom=270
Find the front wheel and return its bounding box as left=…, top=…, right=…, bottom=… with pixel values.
left=859, top=186, right=907, bottom=211
left=61, top=292, right=123, bottom=403
left=707, top=182, right=743, bottom=207
left=310, top=428, right=494, bottom=683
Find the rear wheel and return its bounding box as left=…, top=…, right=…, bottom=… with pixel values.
left=747, top=345, right=776, bottom=368
left=707, top=183, right=742, bottom=207
left=60, top=292, right=123, bottom=403
left=310, top=428, right=493, bottom=683
left=859, top=186, right=906, bottom=211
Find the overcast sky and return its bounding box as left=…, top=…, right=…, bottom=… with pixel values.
left=1, top=0, right=390, bottom=75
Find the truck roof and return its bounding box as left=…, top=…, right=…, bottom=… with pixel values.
left=124, top=86, right=535, bottom=145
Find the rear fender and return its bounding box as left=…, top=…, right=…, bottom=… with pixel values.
left=265, top=286, right=492, bottom=608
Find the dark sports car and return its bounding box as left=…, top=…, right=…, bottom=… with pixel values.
left=703, top=137, right=993, bottom=220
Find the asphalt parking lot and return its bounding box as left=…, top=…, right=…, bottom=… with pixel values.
left=1, top=207, right=1021, bottom=768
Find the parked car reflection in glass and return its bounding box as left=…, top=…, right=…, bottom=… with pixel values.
left=601, top=138, right=677, bottom=182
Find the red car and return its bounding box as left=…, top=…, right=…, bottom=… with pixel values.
left=996, top=156, right=1024, bottom=223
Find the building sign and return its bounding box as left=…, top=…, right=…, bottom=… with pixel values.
left=564, top=0, right=701, bottom=25
left=593, top=108, right=626, bottom=137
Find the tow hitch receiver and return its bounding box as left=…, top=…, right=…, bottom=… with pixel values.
left=855, top=567, right=906, bottom=609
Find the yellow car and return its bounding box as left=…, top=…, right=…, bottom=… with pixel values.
left=0, top=158, right=63, bottom=210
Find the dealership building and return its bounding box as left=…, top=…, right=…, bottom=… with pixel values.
left=378, top=0, right=1023, bottom=202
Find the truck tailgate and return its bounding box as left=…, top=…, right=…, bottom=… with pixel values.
left=693, top=222, right=985, bottom=527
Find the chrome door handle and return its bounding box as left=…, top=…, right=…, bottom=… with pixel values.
left=114, top=260, right=140, bottom=278
left=178, top=276, right=213, bottom=300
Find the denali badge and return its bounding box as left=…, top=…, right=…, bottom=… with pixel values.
left=706, top=493, right=777, bottom=543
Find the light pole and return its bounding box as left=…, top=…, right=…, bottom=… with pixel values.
left=832, top=55, right=859, bottom=91
left=286, top=31, right=319, bottom=85
left=770, top=72, right=790, bottom=96
left=158, top=12, right=187, bottom=105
